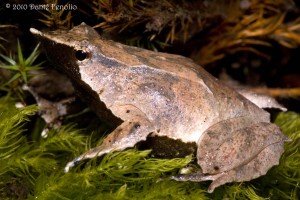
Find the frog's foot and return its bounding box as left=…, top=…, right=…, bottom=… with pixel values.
left=172, top=169, right=237, bottom=193
left=171, top=171, right=225, bottom=193
left=64, top=107, right=155, bottom=172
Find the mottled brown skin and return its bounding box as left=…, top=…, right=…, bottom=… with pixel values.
left=30, top=24, right=289, bottom=193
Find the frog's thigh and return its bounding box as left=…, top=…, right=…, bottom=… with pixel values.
left=173, top=116, right=287, bottom=193
left=198, top=119, right=285, bottom=175
left=172, top=130, right=285, bottom=193
left=65, top=105, right=154, bottom=172
left=206, top=141, right=284, bottom=193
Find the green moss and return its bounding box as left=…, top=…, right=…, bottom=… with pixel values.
left=0, top=97, right=299, bottom=199
left=0, top=41, right=42, bottom=102
left=0, top=97, right=86, bottom=199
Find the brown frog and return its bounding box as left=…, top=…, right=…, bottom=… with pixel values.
left=30, top=24, right=289, bottom=193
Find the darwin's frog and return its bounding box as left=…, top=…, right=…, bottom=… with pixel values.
left=30, top=24, right=289, bottom=193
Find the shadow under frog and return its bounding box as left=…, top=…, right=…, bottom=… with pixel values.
left=30, top=24, right=290, bottom=193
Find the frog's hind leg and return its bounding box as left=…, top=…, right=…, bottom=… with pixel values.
left=172, top=117, right=289, bottom=193
left=173, top=141, right=283, bottom=193
left=64, top=106, right=155, bottom=172
left=204, top=141, right=284, bottom=193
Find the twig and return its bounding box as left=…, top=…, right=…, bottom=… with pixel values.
left=252, top=87, right=300, bottom=97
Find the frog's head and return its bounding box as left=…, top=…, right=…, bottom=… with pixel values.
left=30, top=23, right=100, bottom=80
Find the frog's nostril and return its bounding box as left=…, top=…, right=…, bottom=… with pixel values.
left=214, top=166, right=219, bottom=171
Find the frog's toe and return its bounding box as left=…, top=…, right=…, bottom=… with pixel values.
left=171, top=171, right=222, bottom=182
left=171, top=171, right=226, bottom=193
left=205, top=170, right=238, bottom=193
left=64, top=156, right=82, bottom=172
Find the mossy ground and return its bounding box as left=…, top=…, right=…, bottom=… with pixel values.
left=0, top=97, right=299, bottom=199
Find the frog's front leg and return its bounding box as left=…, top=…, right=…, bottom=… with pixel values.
left=64, top=105, right=155, bottom=172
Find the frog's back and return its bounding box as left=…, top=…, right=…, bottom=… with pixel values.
left=98, top=38, right=213, bottom=83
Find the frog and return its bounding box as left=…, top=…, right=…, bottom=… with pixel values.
left=30, top=23, right=290, bottom=193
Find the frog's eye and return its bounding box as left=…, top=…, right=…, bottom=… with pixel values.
left=75, top=50, right=89, bottom=61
